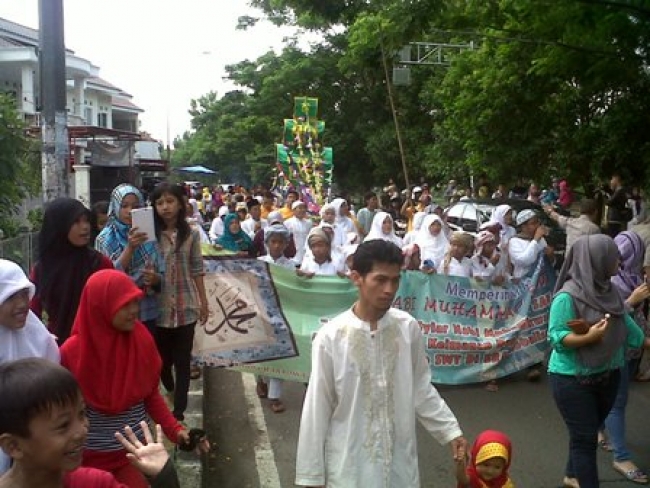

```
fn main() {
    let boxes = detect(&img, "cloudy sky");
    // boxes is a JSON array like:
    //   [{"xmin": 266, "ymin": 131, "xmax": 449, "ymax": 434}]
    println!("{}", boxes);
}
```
[{"xmin": 0, "ymin": 0, "xmax": 295, "ymax": 143}]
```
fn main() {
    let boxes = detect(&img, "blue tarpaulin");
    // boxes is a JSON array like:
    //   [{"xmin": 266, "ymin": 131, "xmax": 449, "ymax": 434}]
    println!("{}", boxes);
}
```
[{"xmin": 173, "ymin": 165, "xmax": 217, "ymax": 174}]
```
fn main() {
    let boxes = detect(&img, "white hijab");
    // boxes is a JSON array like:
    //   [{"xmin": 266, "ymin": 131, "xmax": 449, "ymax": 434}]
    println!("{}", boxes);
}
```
[
  {"xmin": 0, "ymin": 259, "xmax": 59, "ymax": 364},
  {"xmin": 490, "ymin": 204, "xmax": 516, "ymax": 244},
  {"xmin": 0, "ymin": 259, "xmax": 59, "ymax": 474},
  {"xmin": 331, "ymin": 198, "xmax": 356, "ymax": 232},
  {"xmin": 365, "ymin": 211, "xmax": 403, "ymax": 247},
  {"xmin": 415, "ymin": 215, "xmax": 449, "ymax": 266}
]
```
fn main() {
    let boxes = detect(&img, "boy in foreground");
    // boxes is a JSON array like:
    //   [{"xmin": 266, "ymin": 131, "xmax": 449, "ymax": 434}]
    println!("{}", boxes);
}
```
[
  {"xmin": 295, "ymin": 239, "xmax": 467, "ymax": 487},
  {"xmin": 0, "ymin": 358, "xmax": 179, "ymax": 488}
]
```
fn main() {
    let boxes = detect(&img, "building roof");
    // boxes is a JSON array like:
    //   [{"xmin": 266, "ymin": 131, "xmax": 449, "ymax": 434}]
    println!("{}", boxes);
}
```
[
  {"xmin": 112, "ymin": 96, "xmax": 143, "ymax": 112},
  {"xmin": 0, "ymin": 16, "xmax": 74, "ymax": 52}
]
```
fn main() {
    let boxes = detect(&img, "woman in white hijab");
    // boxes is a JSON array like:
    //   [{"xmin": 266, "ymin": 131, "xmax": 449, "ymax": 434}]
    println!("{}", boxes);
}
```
[
  {"xmin": 364, "ymin": 211, "xmax": 404, "ymax": 247},
  {"xmin": 331, "ymin": 198, "xmax": 358, "ymax": 243},
  {"xmin": 0, "ymin": 258, "xmax": 59, "ymax": 473},
  {"xmin": 489, "ymin": 204, "xmax": 516, "ymax": 248},
  {"xmin": 415, "ymin": 215, "xmax": 449, "ymax": 271}
]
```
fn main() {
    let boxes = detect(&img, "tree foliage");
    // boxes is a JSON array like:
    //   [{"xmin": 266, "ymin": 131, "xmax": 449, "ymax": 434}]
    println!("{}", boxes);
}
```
[
  {"xmin": 0, "ymin": 94, "xmax": 42, "ymax": 236},
  {"xmin": 175, "ymin": 0, "xmax": 650, "ymax": 192}
]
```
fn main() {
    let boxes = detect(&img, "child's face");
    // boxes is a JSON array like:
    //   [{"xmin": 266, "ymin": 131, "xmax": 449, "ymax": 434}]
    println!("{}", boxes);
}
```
[
  {"xmin": 95, "ymin": 212, "xmax": 108, "ymax": 231},
  {"xmin": 119, "ymin": 194, "xmax": 140, "ymax": 225},
  {"xmin": 476, "ymin": 457, "xmax": 506, "ymax": 481},
  {"xmin": 67, "ymin": 214, "xmax": 91, "ymax": 248},
  {"xmin": 0, "ymin": 288, "xmax": 31, "ymax": 329},
  {"xmin": 229, "ymin": 219, "xmax": 241, "ymax": 234},
  {"xmin": 294, "ymin": 204, "xmax": 307, "ymax": 219},
  {"xmin": 450, "ymin": 242, "xmax": 467, "ymax": 260},
  {"xmin": 429, "ymin": 221, "xmax": 442, "ymax": 236},
  {"xmin": 155, "ymin": 192, "xmax": 182, "ymax": 224},
  {"xmin": 381, "ymin": 217, "xmax": 392, "ymax": 234},
  {"xmin": 267, "ymin": 235, "xmax": 287, "ymax": 259},
  {"xmin": 111, "ymin": 299, "xmax": 140, "ymax": 332},
  {"xmin": 18, "ymin": 394, "xmax": 88, "ymax": 473},
  {"xmin": 323, "ymin": 209, "xmax": 335, "ymax": 224},
  {"xmin": 310, "ymin": 240, "xmax": 330, "ymax": 262},
  {"xmin": 481, "ymin": 241, "xmax": 496, "ymax": 257}
]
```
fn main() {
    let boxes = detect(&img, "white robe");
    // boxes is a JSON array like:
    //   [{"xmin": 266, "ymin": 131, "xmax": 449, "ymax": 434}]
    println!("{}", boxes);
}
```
[
  {"xmin": 296, "ymin": 308, "xmax": 462, "ymax": 487},
  {"xmin": 508, "ymin": 236, "xmax": 547, "ymax": 279},
  {"xmin": 285, "ymin": 216, "xmax": 313, "ymax": 265},
  {"xmin": 437, "ymin": 256, "xmax": 472, "ymax": 277}
]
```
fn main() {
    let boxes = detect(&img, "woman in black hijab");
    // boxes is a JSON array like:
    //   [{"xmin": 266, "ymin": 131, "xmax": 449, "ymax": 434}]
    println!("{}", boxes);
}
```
[
  {"xmin": 29, "ymin": 198, "xmax": 113, "ymax": 345},
  {"xmin": 547, "ymin": 234, "xmax": 647, "ymax": 488}
]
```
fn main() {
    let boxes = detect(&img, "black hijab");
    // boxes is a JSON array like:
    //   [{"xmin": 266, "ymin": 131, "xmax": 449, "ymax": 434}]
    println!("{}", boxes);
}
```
[
  {"xmin": 553, "ymin": 234, "xmax": 627, "ymax": 369},
  {"xmin": 34, "ymin": 198, "xmax": 102, "ymax": 344}
]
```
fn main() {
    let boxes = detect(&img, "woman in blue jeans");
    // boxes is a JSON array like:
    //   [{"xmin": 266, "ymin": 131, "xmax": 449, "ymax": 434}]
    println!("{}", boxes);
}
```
[
  {"xmin": 548, "ymin": 235, "xmax": 646, "ymax": 488},
  {"xmin": 600, "ymin": 231, "xmax": 650, "ymax": 483}
]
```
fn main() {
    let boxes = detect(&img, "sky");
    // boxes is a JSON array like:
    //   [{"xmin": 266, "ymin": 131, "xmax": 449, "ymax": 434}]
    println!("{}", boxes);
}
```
[{"xmin": 0, "ymin": 0, "xmax": 295, "ymax": 143}]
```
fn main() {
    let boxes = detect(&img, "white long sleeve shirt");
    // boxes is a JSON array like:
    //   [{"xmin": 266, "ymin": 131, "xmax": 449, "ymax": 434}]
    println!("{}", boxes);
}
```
[
  {"xmin": 296, "ymin": 308, "xmax": 462, "ymax": 488},
  {"xmin": 508, "ymin": 236, "xmax": 547, "ymax": 279}
]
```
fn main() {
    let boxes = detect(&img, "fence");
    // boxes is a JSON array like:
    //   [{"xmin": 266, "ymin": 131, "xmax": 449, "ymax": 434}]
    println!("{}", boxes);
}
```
[{"xmin": 0, "ymin": 232, "xmax": 39, "ymax": 273}]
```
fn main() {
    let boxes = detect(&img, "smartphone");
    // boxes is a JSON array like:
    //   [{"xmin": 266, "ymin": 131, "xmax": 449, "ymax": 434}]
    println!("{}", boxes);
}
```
[{"xmin": 131, "ymin": 207, "xmax": 156, "ymax": 242}]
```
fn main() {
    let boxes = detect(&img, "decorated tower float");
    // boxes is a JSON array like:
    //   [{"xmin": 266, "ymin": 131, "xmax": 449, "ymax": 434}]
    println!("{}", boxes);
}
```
[{"xmin": 275, "ymin": 96, "xmax": 333, "ymax": 214}]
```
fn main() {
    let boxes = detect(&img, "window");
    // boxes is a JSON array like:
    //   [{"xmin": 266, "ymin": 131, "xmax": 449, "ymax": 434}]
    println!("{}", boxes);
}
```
[
  {"xmin": 97, "ymin": 112, "xmax": 107, "ymax": 127},
  {"xmin": 84, "ymin": 107, "xmax": 92, "ymax": 125}
]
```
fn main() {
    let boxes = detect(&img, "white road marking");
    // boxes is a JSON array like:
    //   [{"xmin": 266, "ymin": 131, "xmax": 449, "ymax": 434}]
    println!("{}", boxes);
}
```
[{"xmin": 241, "ymin": 373, "xmax": 282, "ymax": 488}]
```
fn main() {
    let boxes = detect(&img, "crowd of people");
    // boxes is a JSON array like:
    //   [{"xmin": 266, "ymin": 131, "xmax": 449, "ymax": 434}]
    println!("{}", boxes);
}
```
[{"xmin": 0, "ymin": 173, "xmax": 649, "ymax": 488}]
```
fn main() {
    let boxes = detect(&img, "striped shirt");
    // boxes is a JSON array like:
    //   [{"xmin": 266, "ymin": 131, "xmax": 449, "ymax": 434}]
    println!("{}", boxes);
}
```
[
  {"xmin": 86, "ymin": 402, "xmax": 147, "ymax": 451},
  {"xmin": 158, "ymin": 227, "xmax": 205, "ymax": 328}
]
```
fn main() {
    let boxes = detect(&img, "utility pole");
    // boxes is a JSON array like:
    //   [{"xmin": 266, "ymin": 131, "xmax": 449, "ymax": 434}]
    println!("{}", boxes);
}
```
[{"xmin": 39, "ymin": 0, "xmax": 69, "ymax": 201}]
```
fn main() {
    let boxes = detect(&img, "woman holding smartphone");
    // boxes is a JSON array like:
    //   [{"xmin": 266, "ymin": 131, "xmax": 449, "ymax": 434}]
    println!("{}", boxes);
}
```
[{"xmin": 95, "ymin": 183, "xmax": 163, "ymax": 335}]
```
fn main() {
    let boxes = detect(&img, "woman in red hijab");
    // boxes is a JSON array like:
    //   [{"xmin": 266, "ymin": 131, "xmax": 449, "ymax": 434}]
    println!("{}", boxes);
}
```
[
  {"xmin": 61, "ymin": 269, "xmax": 191, "ymax": 488},
  {"xmin": 456, "ymin": 430, "xmax": 514, "ymax": 488}
]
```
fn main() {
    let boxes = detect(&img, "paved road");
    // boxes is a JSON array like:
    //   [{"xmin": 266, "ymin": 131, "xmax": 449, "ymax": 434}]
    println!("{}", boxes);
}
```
[{"xmin": 201, "ymin": 368, "xmax": 650, "ymax": 487}]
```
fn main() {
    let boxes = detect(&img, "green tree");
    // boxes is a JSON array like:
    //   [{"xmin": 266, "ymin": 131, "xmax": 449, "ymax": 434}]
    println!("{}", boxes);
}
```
[{"xmin": 0, "ymin": 94, "xmax": 42, "ymax": 236}]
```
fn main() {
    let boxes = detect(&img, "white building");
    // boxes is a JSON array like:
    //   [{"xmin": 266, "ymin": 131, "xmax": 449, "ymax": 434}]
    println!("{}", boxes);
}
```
[{"xmin": 0, "ymin": 16, "xmax": 166, "ymax": 205}]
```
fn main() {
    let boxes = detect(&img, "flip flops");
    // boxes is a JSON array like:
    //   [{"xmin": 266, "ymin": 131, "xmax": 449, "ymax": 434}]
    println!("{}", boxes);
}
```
[{"xmin": 613, "ymin": 462, "xmax": 649, "ymax": 484}]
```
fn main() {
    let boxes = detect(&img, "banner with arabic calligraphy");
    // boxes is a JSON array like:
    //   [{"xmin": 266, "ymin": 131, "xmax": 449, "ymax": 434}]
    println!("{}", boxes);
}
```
[
  {"xmin": 193, "ymin": 258, "xmax": 298, "ymax": 367},
  {"xmin": 228, "ymin": 256, "xmax": 554, "ymax": 385}
]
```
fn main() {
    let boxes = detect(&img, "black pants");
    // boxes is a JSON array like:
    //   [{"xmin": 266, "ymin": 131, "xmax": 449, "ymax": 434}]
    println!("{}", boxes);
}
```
[
  {"xmin": 155, "ymin": 323, "xmax": 196, "ymax": 420},
  {"xmin": 550, "ymin": 370, "xmax": 620, "ymax": 488}
]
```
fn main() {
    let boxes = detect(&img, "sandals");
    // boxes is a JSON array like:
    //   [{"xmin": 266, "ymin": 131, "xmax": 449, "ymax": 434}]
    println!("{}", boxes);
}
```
[
  {"xmin": 190, "ymin": 366, "xmax": 202, "ymax": 380},
  {"xmin": 598, "ymin": 431, "xmax": 613, "ymax": 452},
  {"xmin": 270, "ymin": 399, "xmax": 285, "ymax": 413},
  {"xmin": 613, "ymin": 462, "xmax": 649, "ymax": 484},
  {"xmin": 485, "ymin": 380, "xmax": 499, "ymax": 392},
  {"xmin": 598, "ymin": 439, "xmax": 613, "ymax": 452},
  {"xmin": 526, "ymin": 368, "xmax": 542, "ymax": 382}
]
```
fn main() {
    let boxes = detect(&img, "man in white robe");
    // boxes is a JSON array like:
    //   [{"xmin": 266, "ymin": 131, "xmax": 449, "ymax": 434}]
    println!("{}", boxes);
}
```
[{"xmin": 295, "ymin": 240, "xmax": 466, "ymax": 488}]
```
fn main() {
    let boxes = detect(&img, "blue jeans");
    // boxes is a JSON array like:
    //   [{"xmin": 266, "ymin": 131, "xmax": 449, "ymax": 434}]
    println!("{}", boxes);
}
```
[
  {"xmin": 550, "ymin": 370, "xmax": 620, "ymax": 488},
  {"xmin": 603, "ymin": 362, "xmax": 634, "ymax": 462}
]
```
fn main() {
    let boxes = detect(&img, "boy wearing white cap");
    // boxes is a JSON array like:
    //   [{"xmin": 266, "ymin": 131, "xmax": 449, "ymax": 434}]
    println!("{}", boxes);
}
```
[{"xmin": 507, "ymin": 209, "xmax": 552, "ymax": 280}]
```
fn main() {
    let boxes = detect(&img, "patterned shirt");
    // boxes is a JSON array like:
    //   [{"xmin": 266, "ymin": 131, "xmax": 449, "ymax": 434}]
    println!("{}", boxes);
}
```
[{"xmin": 158, "ymin": 227, "xmax": 204, "ymax": 328}]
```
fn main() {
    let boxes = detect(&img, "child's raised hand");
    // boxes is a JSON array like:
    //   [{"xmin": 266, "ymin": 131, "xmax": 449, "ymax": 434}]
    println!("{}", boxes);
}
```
[{"xmin": 115, "ymin": 422, "xmax": 168, "ymax": 478}]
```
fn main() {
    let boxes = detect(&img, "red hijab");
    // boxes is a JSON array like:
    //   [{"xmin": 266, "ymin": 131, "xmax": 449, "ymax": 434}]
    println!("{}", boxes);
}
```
[
  {"xmin": 61, "ymin": 269, "xmax": 162, "ymax": 414},
  {"xmin": 464, "ymin": 430, "xmax": 513, "ymax": 488}
]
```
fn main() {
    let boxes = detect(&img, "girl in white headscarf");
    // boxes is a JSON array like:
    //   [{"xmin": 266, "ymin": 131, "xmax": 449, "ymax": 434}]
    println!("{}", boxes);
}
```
[
  {"xmin": 364, "ymin": 211, "xmax": 403, "ymax": 247},
  {"xmin": 403, "ymin": 211, "xmax": 426, "ymax": 246},
  {"xmin": 415, "ymin": 215, "xmax": 449, "ymax": 272},
  {"xmin": 320, "ymin": 203, "xmax": 346, "ymax": 251},
  {"xmin": 489, "ymin": 204, "xmax": 516, "ymax": 248},
  {"xmin": 331, "ymin": 198, "xmax": 358, "ymax": 244},
  {"xmin": 0, "ymin": 259, "xmax": 59, "ymax": 473}
]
